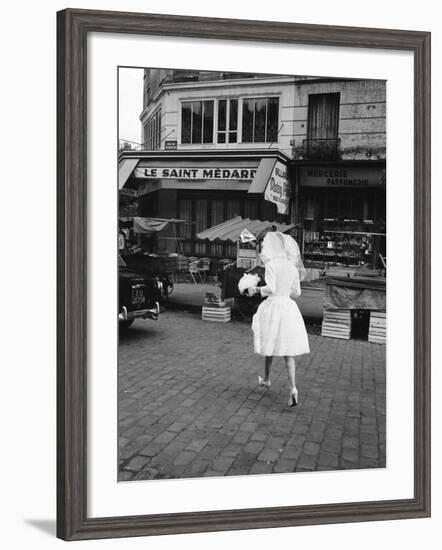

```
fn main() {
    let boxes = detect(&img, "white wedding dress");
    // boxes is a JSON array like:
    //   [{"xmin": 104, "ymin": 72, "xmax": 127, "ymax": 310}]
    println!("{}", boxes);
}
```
[{"xmin": 252, "ymin": 258, "xmax": 310, "ymax": 357}]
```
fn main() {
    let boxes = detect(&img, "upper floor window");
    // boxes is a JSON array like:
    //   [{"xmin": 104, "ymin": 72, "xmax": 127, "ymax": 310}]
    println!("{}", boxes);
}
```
[
  {"xmin": 242, "ymin": 97, "xmax": 279, "ymax": 143},
  {"xmin": 307, "ymin": 93, "xmax": 340, "ymax": 141},
  {"xmin": 217, "ymin": 99, "xmax": 238, "ymax": 143},
  {"xmin": 306, "ymin": 93, "xmax": 340, "ymax": 160},
  {"xmin": 143, "ymin": 109, "xmax": 161, "ymax": 150},
  {"xmin": 181, "ymin": 101, "xmax": 214, "ymax": 144}
]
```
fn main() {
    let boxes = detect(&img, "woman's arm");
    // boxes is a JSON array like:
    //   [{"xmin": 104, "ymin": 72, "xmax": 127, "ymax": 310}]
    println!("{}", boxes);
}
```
[
  {"xmin": 259, "ymin": 263, "xmax": 276, "ymax": 297},
  {"xmin": 289, "ymin": 268, "xmax": 301, "ymax": 298}
]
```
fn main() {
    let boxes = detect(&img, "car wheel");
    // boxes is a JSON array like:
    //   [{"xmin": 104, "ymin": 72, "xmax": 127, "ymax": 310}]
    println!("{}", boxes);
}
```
[{"xmin": 119, "ymin": 320, "xmax": 134, "ymax": 330}]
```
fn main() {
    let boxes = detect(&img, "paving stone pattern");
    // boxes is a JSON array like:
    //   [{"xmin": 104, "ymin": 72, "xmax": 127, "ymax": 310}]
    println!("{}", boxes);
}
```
[{"xmin": 119, "ymin": 310, "xmax": 386, "ymax": 481}]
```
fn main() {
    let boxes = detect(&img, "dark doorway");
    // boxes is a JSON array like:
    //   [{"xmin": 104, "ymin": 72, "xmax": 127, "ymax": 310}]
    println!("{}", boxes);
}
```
[{"xmin": 351, "ymin": 310, "xmax": 370, "ymax": 340}]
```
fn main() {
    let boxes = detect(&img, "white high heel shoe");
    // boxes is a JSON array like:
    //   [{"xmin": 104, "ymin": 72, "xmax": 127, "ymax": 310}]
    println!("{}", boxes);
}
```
[
  {"xmin": 288, "ymin": 387, "xmax": 298, "ymax": 407},
  {"xmin": 258, "ymin": 376, "xmax": 271, "ymax": 388}
]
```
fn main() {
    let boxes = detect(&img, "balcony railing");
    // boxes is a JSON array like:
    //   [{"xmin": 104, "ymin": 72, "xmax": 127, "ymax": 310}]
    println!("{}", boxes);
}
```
[{"xmin": 302, "ymin": 138, "xmax": 341, "ymax": 161}]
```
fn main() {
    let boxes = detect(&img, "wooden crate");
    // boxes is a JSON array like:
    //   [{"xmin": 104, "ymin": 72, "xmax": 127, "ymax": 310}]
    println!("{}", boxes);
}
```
[
  {"xmin": 203, "ymin": 291, "xmax": 226, "ymax": 308},
  {"xmin": 368, "ymin": 311, "xmax": 386, "ymax": 344},
  {"xmin": 321, "ymin": 309, "xmax": 351, "ymax": 340},
  {"xmin": 202, "ymin": 306, "xmax": 231, "ymax": 322}
]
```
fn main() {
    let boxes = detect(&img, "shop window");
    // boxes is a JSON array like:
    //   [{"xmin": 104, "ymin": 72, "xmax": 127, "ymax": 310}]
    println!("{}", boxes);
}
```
[
  {"xmin": 210, "ymin": 241, "xmax": 224, "ymax": 257},
  {"xmin": 143, "ymin": 109, "xmax": 162, "ymax": 150},
  {"xmin": 217, "ymin": 99, "xmax": 238, "ymax": 143},
  {"xmin": 244, "ymin": 200, "xmax": 258, "ymax": 220},
  {"xmin": 325, "ymin": 192, "xmax": 338, "ymax": 220},
  {"xmin": 181, "ymin": 101, "xmax": 214, "ymax": 144},
  {"xmin": 242, "ymin": 97, "xmax": 279, "ymax": 143},
  {"xmin": 351, "ymin": 193, "xmax": 364, "ymax": 221},
  {"xmin": 262, "ymin": 199, "xmax": 278, "ymax": 221},
  {"xmin": 209, "ymin": 199, "xmax": 224, "ymax": 225},
  {"xmin": 194, "ymin": 199, "xmax": 208, "ymax": 255},
  {"xmin": 226, "ymin": 199, "xmax": 241, "ymax": 220},
  {"xmin": 337, "ymin": 193, "xmax": 352, "ymax": 220},
  {"xmin": 207, "ymin": 199, "xmax": 223, "ymax": 257},
  {"xmin": 177, "ymin": 198, "xmax": 192, "ymax": 255},
  {"xmin": 194, "ymin": 199, "xmax": 208, "ymax": 232},
  {"xmin": 225, "ymin": 243, "xmax": 237, "ymax": 258},
  {"xmin": 303, "ymin": 195, "xmax": 316, "ymax": 220},
  {"xmin": 302, "ymin": 187, "xmax": 383, "ymax": 228}
]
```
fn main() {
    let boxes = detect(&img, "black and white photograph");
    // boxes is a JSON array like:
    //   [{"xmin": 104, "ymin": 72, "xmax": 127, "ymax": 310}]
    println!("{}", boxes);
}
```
[
  {"xmin": 1, "ymin": 0, "xmax": 436, "ymax": 544},
  {"xmin": 117, "ymin": 67, "xmax": 387, "ymax": 482}
]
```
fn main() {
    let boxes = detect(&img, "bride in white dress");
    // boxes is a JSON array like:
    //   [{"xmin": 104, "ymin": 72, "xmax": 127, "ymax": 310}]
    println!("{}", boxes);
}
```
[{"xmin": 250, "ymin": 231, "xmax": 310, "ymax": 407}]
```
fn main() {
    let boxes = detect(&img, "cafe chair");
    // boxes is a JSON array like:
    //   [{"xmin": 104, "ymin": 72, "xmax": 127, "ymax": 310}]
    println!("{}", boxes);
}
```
[
  {"xmin": 188, "ymin": 260, "xmax": 203, "ymax": 285},
  {"xmin": 198, "ymin": 257, "xmax": 211, "ymax": 282}
]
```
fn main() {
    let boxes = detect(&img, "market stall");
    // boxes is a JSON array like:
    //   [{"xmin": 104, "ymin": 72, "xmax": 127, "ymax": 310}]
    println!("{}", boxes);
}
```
[
  {"xmin": 119, "ymin": 217, "xmax": 192, "ymax": 282},
  {"xmin": 196, "ymin": 216, "xmax": 296, "ymax": 318},
  {"xmin": 322, "ymin": 275, "xmax": 386, "ymax": 342}
]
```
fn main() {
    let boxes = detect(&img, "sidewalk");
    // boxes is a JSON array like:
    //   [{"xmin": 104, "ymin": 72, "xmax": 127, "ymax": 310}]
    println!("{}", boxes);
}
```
[{"xmin": 118, "ymin": 309, "xmax": 386, "ymax": 481}]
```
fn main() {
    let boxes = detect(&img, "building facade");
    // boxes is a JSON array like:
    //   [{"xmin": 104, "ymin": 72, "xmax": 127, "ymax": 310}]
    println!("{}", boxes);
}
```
[
  {"xmin": 290, "ymin": 78, "xmax": 386, "ymax": 268},
  {"xmin": 119, "ymin": 70, "xmax": 386, "ymax": 268}
]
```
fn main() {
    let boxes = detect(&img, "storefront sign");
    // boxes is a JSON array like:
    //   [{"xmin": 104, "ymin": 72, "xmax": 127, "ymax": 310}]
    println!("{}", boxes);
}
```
[
  {"xmin": 264, "ymin": 161, "xmax": 290, "ymax": 214},
  {"xmin": 134, "ymin": 167, "xmax": 257, "ymax": 180},
  {"xmin": 299, "ymin": 165, "xmax": 386, "ymax": 187},
  {"xmin": 164, "ymin": 140, "xmax": 177, "ymax": 150}
]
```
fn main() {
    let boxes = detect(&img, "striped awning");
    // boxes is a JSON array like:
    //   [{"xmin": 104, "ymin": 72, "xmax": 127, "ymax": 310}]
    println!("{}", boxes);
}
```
[
  {"xmin": 196, "ymin": 216, "xmax": 295, "ymax": 242},
  {"xmin": 118, "ymin": 158, "xmax": 139, "ymax": 190}
]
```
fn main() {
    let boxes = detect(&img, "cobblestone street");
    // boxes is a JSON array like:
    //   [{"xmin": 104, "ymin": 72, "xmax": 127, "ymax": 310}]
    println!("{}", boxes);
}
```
[{"xmin": 118, "ymin": 310, "xmax": 386, "ymax": 481}]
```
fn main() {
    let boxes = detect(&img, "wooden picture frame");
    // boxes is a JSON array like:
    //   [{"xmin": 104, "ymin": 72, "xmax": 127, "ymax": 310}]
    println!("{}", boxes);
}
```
[{"xmin": 57, "ymin": 8, "xmax": 431, "ymax": 541}]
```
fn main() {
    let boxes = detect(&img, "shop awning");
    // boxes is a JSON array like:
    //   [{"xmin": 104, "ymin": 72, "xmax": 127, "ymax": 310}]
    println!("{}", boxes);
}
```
[
  {"xmin": 248, "ymin": 158, "xmax": 277, "ymax": 194},
  {"xmin": 129, "ymin": 154, "xmax": 289, "ymax": 196},
  {"xmin": 131, "ymin": 217, "xmax": 190, "ymax": 234},
  {"xmin": 196, "ymin": 216, "xmax": 295, "ymax": 242},
  {"xmin": 118, "ymin": 158, "xmax": 139, "ymax": 190}
]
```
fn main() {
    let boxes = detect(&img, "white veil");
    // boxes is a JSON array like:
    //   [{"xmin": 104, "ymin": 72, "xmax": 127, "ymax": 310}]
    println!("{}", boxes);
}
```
[
  {"xmin": 260, "ymin": 232, "xmax": 287, "ymax": 264},
  {"xmin": 260, "ymin": 231, "xmax": 307, "ymax": 281},
  {"xmin": 281, "ymin": 233, "xmax": 307, "ymax": 281}
]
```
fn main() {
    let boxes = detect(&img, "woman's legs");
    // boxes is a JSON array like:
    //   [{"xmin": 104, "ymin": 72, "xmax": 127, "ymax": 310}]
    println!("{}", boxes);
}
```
[
  {"xmin": 259, "ymin": 357, "xmax": 297, "ymax": 404},
  {"xmin": 283, "ymin": 356, "xmax": 296, "ymax": 389},
  {"xmin": 284, "ymin": 356, "xmax": 298, "ymax": 406},
  {"xmin": 264, "ymin": 356, "xmax": 273, "ymax": 382},
  {"xmin": 258, "ymin": 356, "xmax": 273, "ymax": 387}
]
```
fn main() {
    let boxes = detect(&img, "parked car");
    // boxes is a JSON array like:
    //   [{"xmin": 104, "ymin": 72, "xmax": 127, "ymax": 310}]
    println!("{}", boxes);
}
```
[
  {"xmin": 120, "ymin": 254, "xmax": 173, "ymax": 305},
  {"xmin": 120, "ymin": 253, "xmax": 174, "ymax": 300},
  {"xmin": 118, "ymin": 255, "xmax": 162, "ymax": 330}
]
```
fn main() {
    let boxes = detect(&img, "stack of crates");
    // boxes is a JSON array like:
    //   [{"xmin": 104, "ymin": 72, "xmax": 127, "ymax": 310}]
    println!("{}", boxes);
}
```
[
  {"xmin": 321, "ymin": 309, "xmax": 351, "ymax": 339},
  {"xmin": 368, "ymin": 311, "xmax": 387, "ymax": 344},
  {"xmin": 202, "ymin": 291, "xmax": 231, "ymax": 322}
]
